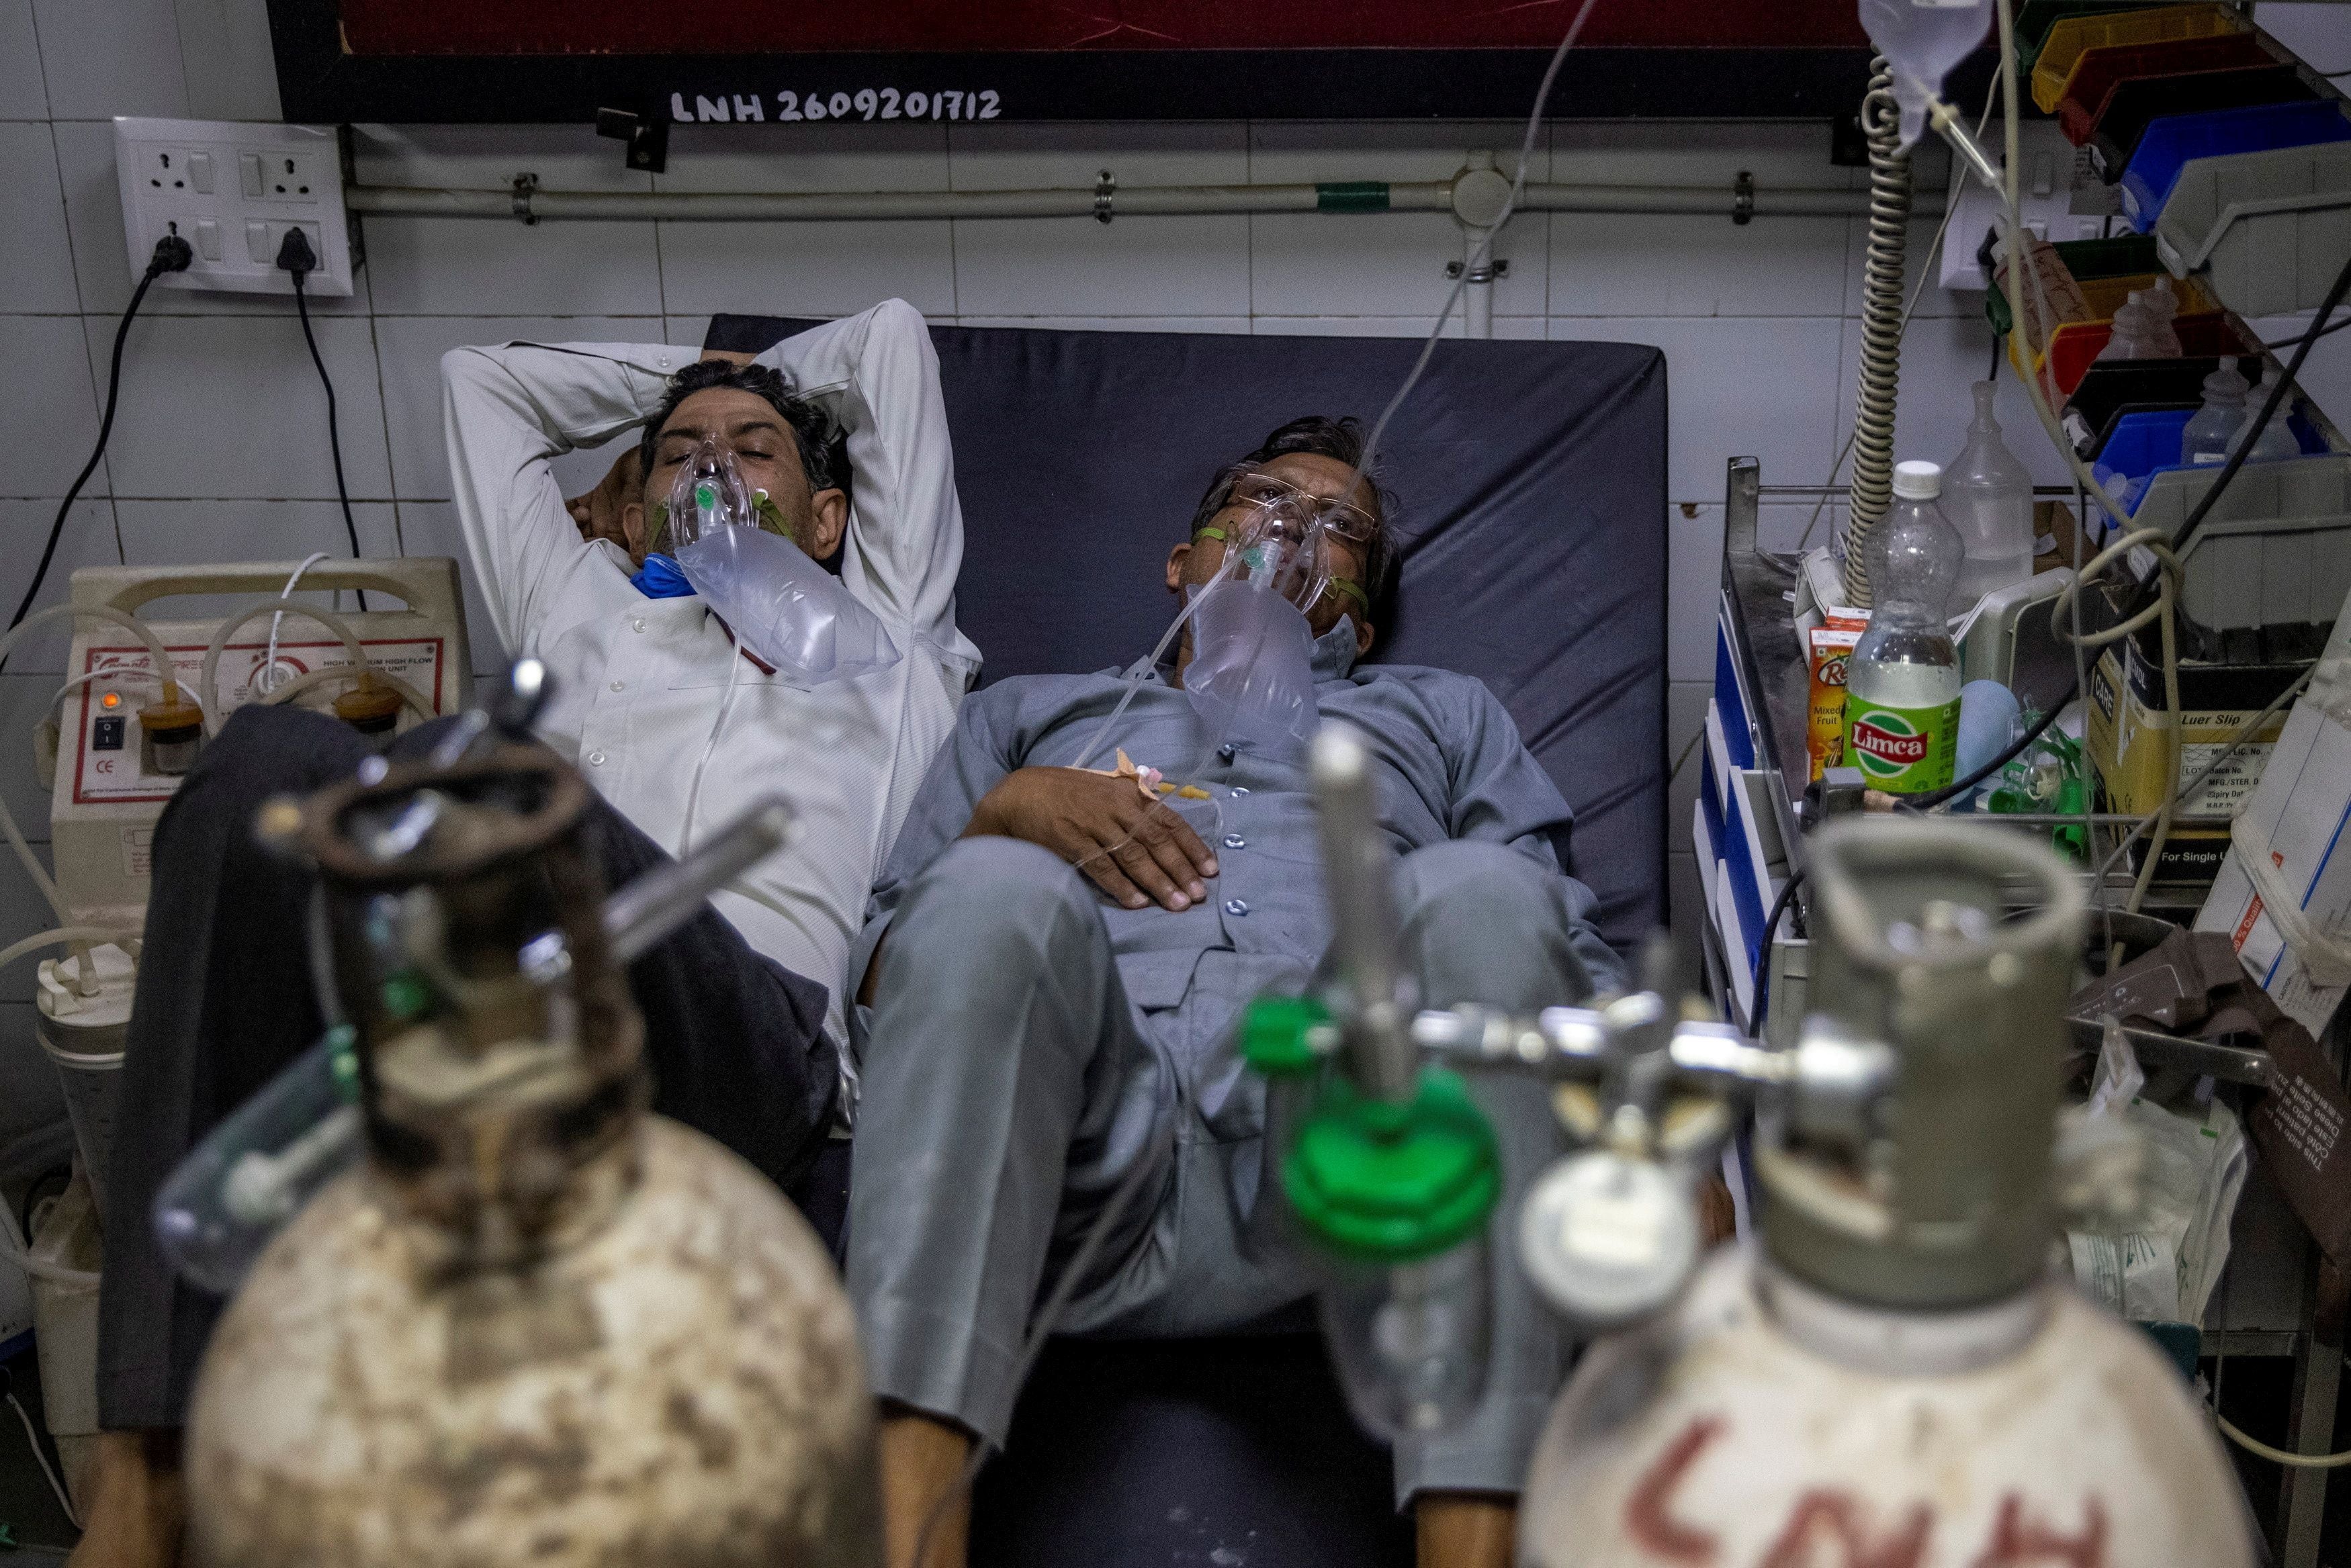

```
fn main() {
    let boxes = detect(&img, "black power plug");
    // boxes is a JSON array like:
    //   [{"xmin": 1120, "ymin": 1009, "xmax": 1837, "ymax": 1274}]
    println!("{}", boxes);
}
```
[
  {"xmin": 148, "ymin": 232, "xmax": 193, "ymax": 276},
  {"xmin": 273, "ymin": 224, "xmax": 318, "ymax": 279}
]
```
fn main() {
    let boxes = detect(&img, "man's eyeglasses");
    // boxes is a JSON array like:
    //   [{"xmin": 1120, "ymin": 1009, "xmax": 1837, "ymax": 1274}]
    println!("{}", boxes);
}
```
[{"xmin": 1221, "ymin": 467, "xmax": 1379, "ymax": 546}]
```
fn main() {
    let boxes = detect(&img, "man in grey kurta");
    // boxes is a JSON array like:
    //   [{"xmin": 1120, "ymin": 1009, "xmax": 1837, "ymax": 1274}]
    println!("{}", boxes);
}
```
[{"xmin": 848, "ymin": 418, "xmax": 1624, "ymax": 1565}]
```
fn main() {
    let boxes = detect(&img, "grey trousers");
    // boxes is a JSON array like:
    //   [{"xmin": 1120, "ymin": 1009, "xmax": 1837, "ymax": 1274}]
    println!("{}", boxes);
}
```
[{"xmin": 847, "ymin": 835, "xmax": 1613, "ymax": 1505}]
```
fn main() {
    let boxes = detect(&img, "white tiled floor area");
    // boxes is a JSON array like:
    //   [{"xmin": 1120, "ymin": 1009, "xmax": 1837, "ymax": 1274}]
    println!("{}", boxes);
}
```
[{"xmin": 6, "ymin": 0, "xmax": 2351, "ymax": 1112}]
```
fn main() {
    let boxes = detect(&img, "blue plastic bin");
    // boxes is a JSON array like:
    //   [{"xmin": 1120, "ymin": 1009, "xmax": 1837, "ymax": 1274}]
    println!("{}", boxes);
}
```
[
  {"xmin": 2121, "ymin": 99, "xmax": 2351, "ymax": 230},
  {"xmin": 2091, "ymin": 404, "xmax": 2324, "ymax": 514}
]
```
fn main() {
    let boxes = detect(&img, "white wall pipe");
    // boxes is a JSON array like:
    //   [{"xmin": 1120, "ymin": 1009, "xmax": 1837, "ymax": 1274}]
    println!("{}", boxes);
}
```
[{"xmin": 346, "ymin": 177, "xmax": 1930, "ymax": 224}]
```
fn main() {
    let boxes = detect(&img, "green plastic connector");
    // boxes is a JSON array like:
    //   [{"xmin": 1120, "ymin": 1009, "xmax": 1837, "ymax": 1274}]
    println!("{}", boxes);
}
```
[
  {"xmin": 1281, "ymin": 1069, "xmax": 1500, "ymax": 1264},
  {"xmin": 1240, "ymin": 994, "xmax": 1331, "ymax": 1078},
  {"xmin": 1317, "ymin": 181, "xmax": 1391, "ymax": 213}
]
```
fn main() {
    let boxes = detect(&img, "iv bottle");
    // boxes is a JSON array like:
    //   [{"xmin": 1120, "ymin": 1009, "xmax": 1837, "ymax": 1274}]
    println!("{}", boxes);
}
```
[
  {"xmin": 2143, "ymin": 276, "xmax": 2184, "ymax": 357},
  {"xmin": 1944, "ymin": 381, "xmax": 2036, "ymax": 604},
  {"xmin": 1859, "ymin": 0, "xmax": 1996, "ymax": 150},
  {"xmin": 2095, "ymin": 292, "xmax": 2176, "ymax": 363},
  {"xmin": 2240, "ymin": 406, "xmax": 2303, "ymax": 463},
  {"xmin": 2181, "ymin": 359, "xmax": 2301, "ymax": 466},
  {"xmin": 2235, "ymin": 373, "xmax": 2302, "ymax": 465},
  {"xmin": 1845, "ymin": 461, "xmax": 1963, "ymax": 795},
  {"xmin": 2181, "ymin": 359, "xmax": 2251, "ymax": 466}
]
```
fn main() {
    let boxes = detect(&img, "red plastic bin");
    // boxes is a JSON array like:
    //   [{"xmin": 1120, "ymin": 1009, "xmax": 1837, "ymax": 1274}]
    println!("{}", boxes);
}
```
[
  {"xmin": 2041, "ymin": 312, "xmax": 2254, "ymax": 400},
  {"xmin": 2053, "ymin": 32, "xmax": 2278, "ymax": 144}
]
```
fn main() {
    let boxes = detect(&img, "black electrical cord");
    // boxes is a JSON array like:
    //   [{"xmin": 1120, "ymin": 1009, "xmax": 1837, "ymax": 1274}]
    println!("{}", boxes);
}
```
[
  {"xmin": 277, "ymin": 228, "xmax": 368, "ymax": 610},
  {"xmin": 7, "ymin": 235, "xmax": 191, "ymax": 641},
  {"xmin": 1902, "ymin": 688, "xmax": 2072, "ymax": 812},
  {"xmin": 2264, "ymin": 313, "xmax": 2351, "ymax": 352}
]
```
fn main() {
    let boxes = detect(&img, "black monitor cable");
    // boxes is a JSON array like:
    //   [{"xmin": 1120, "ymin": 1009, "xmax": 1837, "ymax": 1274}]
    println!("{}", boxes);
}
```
[
  {"xmin": 6, "ymin": 233, "xmax": 192, "ymax": 647},
  {"xmin": 275, "ymin": 228, "xmax": 367, "ymax": 610}
]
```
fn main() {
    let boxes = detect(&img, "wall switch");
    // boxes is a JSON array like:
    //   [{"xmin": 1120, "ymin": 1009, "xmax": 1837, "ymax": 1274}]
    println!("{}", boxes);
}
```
[
  {"xmin": 114, "ymin": 118, "xmax": 354, "ymax": 296},
  {"xmin": 1935, "ymin": 120, "xmax": 2111, "ymax": 292}
]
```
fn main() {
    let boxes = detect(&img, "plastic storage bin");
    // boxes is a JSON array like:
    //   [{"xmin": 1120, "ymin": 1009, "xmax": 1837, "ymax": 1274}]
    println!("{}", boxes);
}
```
[
  {"xmin": 1995, "ymin": 265, "xmax": 2209, "ymax": 350},
  {"xmin": 2089, "ymin": 63, "xmax": 2312, "ymax": 182},
  {"xmin": 2046, "ymin": 314, "xmax": 2248, "ymax": 400},
  {"xmin": 2089, "ymin": 406, "xmax": 2323, "ymax": 514},
  {"xmin": 2006, "ymin": 273, "xmax": 2230, "ymax": 395},
  {"xmin": 2120, "ymin": 100, "xmax": 2351, "ymax": 231},
  {"xmin": 2131, "ymin": 455, "xmax": 2351, "ymax": 632},
  {"xmin": 2156, "ymin": 139, "xmax": 2351, "ymax": 317},
  {"xmin": 2064, "ymin": 355, "xmax": 2266, "ymax": 458},
  {"xmin": 1986, "ymin": 235, "xmax": 2163, "ymax": 336},
  {"xmin": 2054, "ymin": 32, "xmax": 2278, "ymax": 146},
  {"xmin": 2033, "ymin": 4, "xmax": 2249, "ymax": 112},
  {"xmin": 2016, "ymin": 0, "xmax": 2166, "ymax": 71}
]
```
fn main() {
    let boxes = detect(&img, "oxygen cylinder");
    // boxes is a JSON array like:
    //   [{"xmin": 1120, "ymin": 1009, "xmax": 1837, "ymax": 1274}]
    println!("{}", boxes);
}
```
[
  {"xmin": 1518, "ymin": 820, "xmax": 2255, "ymax": 1567},
  {"xmin": 182, "ymin": 737, "xmax": 880, "ymax": 1567}
]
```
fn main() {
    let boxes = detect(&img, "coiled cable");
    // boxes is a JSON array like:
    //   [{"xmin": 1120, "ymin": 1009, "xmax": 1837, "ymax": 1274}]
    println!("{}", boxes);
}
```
[{"xmin": 1840, "ymin": 58, "xmax": 1914, "ymax": 609}]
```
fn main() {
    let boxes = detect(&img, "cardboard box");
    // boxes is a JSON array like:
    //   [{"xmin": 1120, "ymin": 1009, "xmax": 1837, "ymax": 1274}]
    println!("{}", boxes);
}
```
[
  {"xmin": 2036, "ymin": 500, "xmax": 2082, "ymax": 573},
  {"xmin": 2086, "ymin": 623, "xmax": 2308, "ymax": 888},
  {"xmin": 2197, "ymin": 682, "xmax": 2351, "ymax": 1033},
  {"xmin": 1806, "ymin": 620, "xmax": 1866, "ymax": 783}
]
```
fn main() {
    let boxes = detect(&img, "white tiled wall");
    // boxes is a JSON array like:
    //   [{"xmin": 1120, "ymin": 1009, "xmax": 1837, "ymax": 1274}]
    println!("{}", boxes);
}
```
[{"xmin": 6, "ymin": 0, "xmax": 2351, "ymax": 1127}]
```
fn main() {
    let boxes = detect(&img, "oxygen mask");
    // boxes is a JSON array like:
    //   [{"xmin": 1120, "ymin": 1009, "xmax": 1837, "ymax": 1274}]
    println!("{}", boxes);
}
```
[
  {"xmin": 1227, "ymin": 503, "xmax": 1333, "ymax": 613},
  {"xmin": 1184, "ymin": 508, "xmax": 1325, "ymax": 754},
  {"xmin": 1198, "ymin": 467, "xmax": 1376, "ymax": 623},
  {"xmin": 650, "ymin": 434, "xmax": 789, "ymax": 556}
]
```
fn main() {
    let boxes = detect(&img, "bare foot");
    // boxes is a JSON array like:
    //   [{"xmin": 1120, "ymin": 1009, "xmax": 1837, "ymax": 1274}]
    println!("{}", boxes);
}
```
[{"xmin": 66, "ymin": 1430, "xmax": 183, "ymax": 1568}]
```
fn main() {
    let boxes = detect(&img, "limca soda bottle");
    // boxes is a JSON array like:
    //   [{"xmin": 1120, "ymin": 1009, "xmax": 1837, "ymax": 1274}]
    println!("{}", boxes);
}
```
[{"xmin": 1845, "ymin": 460, "xmax": 1963, "ymax": 795}]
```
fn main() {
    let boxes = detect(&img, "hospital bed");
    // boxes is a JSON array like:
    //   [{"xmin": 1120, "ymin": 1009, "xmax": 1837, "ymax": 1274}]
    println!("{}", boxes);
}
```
[{"xmin": 709, "ymin": 313, "xmax": 1671, "ymax": 1567}]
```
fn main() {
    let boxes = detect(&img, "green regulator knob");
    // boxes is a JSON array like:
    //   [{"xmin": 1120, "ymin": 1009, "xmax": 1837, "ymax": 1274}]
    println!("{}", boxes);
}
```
[
  {"xmin": 1240, "ymin": 994, "xmax": 1333, "ymax": 1078},
  {"xmin": 1282, "ymin": 1070, "xmax": 1501, "ymax": 1264}
]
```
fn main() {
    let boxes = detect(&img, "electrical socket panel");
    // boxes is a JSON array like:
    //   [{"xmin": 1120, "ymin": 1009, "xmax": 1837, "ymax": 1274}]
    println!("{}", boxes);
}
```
[
  {"xmin": 112, "ymin": 118, "xmax": 355, "ymax": 297},
  {"xmin": 1936, "ymin": 119, "xmax": 2115, "ymax": 293}
]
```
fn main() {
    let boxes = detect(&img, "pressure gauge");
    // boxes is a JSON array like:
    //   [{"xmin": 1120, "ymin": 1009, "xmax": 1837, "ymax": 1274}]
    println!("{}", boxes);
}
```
[{"xmin": 1518, "ymin": 1150, "xmax": 1700, "ymax": 1332}]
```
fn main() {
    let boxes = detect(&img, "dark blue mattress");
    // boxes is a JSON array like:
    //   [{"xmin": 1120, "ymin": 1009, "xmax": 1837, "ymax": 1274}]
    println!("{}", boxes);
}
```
[{"xmin": 707, "ymin": 314, "xmax": 1669, "ymax": 949}]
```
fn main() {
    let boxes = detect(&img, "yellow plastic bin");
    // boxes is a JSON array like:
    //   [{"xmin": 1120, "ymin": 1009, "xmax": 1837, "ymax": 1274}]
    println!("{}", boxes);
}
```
[
  {"xmin": 2006, "ymin": 271, "xmax": 2222, "ymax": 381},
  {"xmin": 2032, "ymin": 3, "xmax": 2249, "ymax": 112}
]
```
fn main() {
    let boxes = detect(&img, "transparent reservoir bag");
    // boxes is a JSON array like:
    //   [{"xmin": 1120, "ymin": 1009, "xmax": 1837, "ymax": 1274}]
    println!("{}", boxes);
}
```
[{"xmin": 1859, "ymin": 0, "xmax": 1996, "ymax": 148}]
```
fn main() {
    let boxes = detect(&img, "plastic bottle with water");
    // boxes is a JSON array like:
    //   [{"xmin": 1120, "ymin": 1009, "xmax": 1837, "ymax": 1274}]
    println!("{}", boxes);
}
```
[
  {"xmin": 1845, "ymin": 461, "xmax": 1964, "ymax": 795},
  {"xmin": 2094, "ymin": 290, "xmax": 2182, "ymax": 364},
  {"xmin": 1945, "ymin": 381, "xmax": 2036, "ymax": 604},
  {"xmin": 2182, "ymin": 359, "xmax": 2302, "ymax": 467},
  {"xmin": 2180, "ymin": 359, "xmax": 2250, "ymax": 466}
]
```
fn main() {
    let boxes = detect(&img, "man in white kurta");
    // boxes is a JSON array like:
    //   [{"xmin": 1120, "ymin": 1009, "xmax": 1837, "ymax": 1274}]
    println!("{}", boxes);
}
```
[
  {"xmin": 78, "ymin": 303, "xmax": 971, "ymax": 1563},
  {"xmin": 441, "ymin": 299, "xmax": 979, "ymax": 1068}
]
